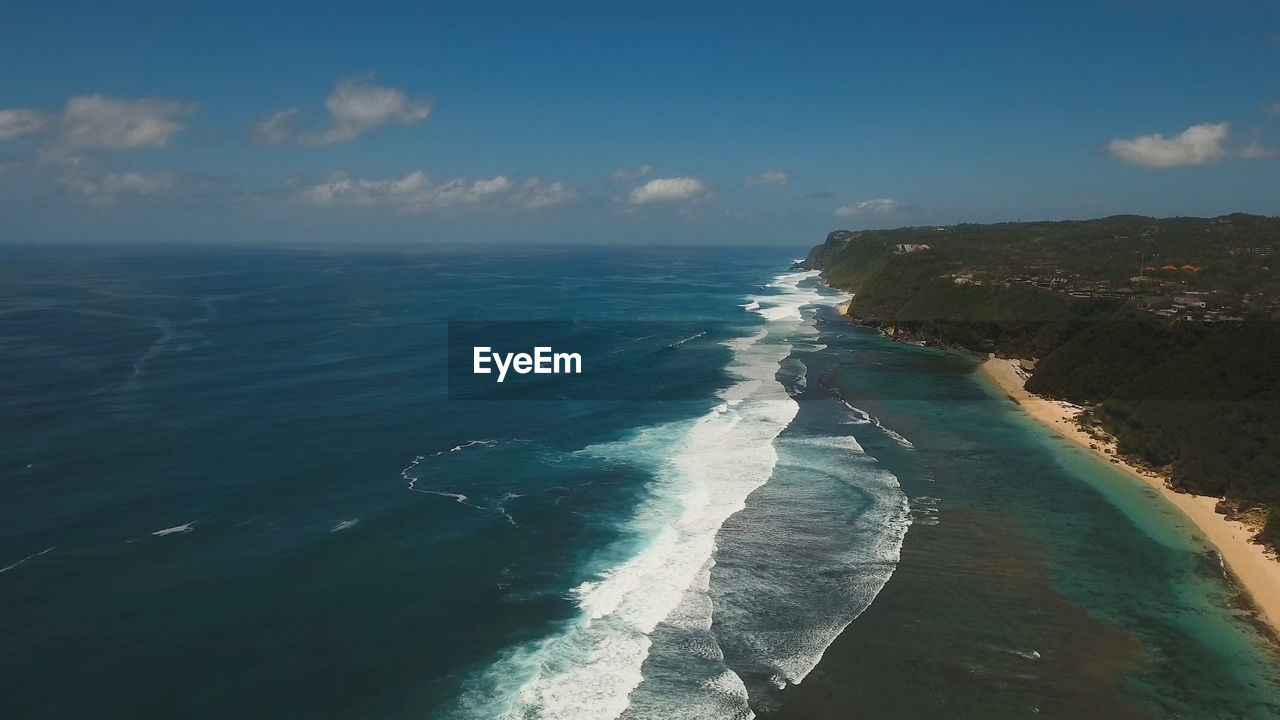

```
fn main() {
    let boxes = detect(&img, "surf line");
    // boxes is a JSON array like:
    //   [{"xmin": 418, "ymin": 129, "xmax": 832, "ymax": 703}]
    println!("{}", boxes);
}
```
[
  {"xmin": 401, "ymin": 445, "xmax": 517, "ymax": 526},
  {"xmin": 0, "ymin": 546, "xmax": 56, "ymax": 574}
]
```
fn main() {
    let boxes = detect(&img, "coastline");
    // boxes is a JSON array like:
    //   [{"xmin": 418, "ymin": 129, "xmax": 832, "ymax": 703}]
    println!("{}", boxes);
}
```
[{"xmin": 979, "ymin": 356, "xmax": 1280, "ymax": 636}]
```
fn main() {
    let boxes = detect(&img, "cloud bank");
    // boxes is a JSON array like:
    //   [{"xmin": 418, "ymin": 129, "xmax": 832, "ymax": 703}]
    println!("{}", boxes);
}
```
[
  {"xmin": 0, "ymin": 110, "xmax": 47, "ymax": 141},
  {"xmin": 297, "ymin": 78, "xmax": 431, "ymax": 146},
  {"xmin": 292, "ymin": 171, "xmax": 576, "ymax": 211},
  {"xmin": 251, "ymin": 108, "xmax": 300, "ymax": 146},
  {"xmin": 1240, "ymin": 141, "xmax": 1275, "ymax": 159},
  {"xmin": 0, "ymin": 96, "xmax": 195, "ymax": 149},
  {"xmin": 1107, "ymin": 122, "xmax": 1229, "ymax": 167},
  {"xmin": 745, "ymin": 170, "xmax": 789, "ymax": 186},
  {"xmin": 836, "ymin": 198, "xmax": 899, "ymax": 217},
  {"xmin": 609, "ymin": 164, "xmax": 652, "ymax": 183},
  {"xmin": 64, "ymin": 171, "xmax": 178, "ymax": 199},
  {"xmin": 61, "ymin": 95, "xmax": 195, "ymax": 149},
  {"xmin": 628, "ymin": 177, "xmax": 708, "ymax": 204},
  {"xmin": 60, "ymin": 170, "xmax": 227, "ymax": 206}
]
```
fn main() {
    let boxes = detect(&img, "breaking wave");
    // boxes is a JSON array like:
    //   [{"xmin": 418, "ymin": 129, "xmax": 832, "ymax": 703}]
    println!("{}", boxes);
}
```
[{"xmin": 454, "ymin": 271, "xmax": 908, "ymax": 719}]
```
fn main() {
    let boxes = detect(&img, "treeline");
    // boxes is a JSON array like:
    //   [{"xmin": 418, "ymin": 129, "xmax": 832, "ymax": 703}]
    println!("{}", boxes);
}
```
[
  {"xmin": 1029, "ymin": 320, "xmax": 1280, "ymax": 545},
  {"xmin": 806, "ymin": 214, "xmax": 1280, "ymax": 304},
  {"xmin": 803, "ymin": 216, "xmax": 1280, "ymax": 548}
]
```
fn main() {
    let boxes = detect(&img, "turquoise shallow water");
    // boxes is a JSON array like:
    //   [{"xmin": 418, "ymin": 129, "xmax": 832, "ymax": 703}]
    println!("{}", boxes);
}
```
[
  {"xmin": 1020, "ymin": 417, "xmax": 1280, "ymax": 717},
  {"xmin": 785, "ymin": 329, "xmax": 1280, "ymax": 718},
  {"xmin": 1, "ymin": 245, "xmax": 1278, "ymax": 718}
]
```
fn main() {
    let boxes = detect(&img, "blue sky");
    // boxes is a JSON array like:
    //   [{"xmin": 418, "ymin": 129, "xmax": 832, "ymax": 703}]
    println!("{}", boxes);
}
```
[{"xmin": 2, "ymin": 0, "xmax": 1279, "ymax": 244}]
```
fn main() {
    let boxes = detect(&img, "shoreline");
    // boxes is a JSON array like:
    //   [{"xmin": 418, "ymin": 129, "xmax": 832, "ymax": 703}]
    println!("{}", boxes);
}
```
[{"xmin": 979, "ymin": 356, "xmax": 1280, "ymax": 636}]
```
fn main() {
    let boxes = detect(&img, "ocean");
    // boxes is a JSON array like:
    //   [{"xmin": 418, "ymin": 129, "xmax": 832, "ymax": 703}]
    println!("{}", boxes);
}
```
[{"xmin": 1, "ymin": 245, "xmax": 1277, "ymax": 718}]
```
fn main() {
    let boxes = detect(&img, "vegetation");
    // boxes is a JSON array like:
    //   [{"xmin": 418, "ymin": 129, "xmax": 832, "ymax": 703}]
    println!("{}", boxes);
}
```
[{"xmin": 802, "ymin": 214, "xmax": 1280, "ymax": 548}]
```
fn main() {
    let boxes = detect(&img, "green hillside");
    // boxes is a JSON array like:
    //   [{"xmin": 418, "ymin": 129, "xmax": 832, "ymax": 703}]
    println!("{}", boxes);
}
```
[{"xmin": 803, "ymin": 214, "xmax": 1280, "ymax": 547}]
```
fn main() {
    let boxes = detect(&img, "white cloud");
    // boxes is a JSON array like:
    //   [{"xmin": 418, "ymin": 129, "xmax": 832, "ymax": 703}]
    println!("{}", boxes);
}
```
[
  {"xmin": 99, "ymin": 171, "xmax": 178, "ymax": 195},
  {"xmin": 61, "ymin": 95, "xmax": 195, "ymax": 148},
  {"xmin": 56, "ymin": 167, "xmax": 230, "ymax": 207},
  {"xmin": 431, "ymin": 175, "xmax": 513, "ymax": 207},
  {"xmin": 1240, "ymin": 141, "xmax": 1276, "ymax": 159},
  {"xmin": 298, "ymin": 77, "xmax": 431, "ymax": 146},
  {"xmin": 1267, "ymin": 102, "xmax": 1280, "ymax": 116},
  {"xmin": 0, "ymin": 96, "xmax": 194, "ymax": 152},
  {"xmin": 33, "ymin": 147, "xmax": 88, "ymax": 173},
  {"xmin": 745, "ymin": 170, "xmax": 789, "ymax": 186},
  {"xmin": 515, "ymin": 178, "xmax": 577, "ymax": 209},
  {"xmin": 293, "ymin": 170, "xmax": 576, "ymax": 212},
  {"xmin": 1107, "ymin": 122, "xmax": 1229, "ymax": 167},
  {"xmin": 836, "ymin": 198, "xmax": 899, "ymax": 217},
  {"xmin": 609, "ymin": 164, "xmax": 652, "ymax": 183},
  {"xmin": 252, "ymin": 108, "xmax": 299, "ymax": 146},
  {"xmin": 0, "ymin": 109, "xmax": 48, "ymax": 141},
  {"xmin": 62, "ymin": 171, "xmax": 181, "ymax": 204},
  {"xmin": 628, "ymin": 177, "xmax": 708, "ymax": 205}
]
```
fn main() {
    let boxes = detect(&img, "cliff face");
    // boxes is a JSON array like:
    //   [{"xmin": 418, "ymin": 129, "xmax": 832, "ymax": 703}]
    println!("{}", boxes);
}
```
[{"xmin": 798, "ymin": 230, "xmax": 864, "ymax": 271}]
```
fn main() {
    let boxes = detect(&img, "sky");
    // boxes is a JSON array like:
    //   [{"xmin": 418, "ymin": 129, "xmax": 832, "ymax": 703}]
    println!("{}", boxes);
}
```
[{"xmin": 1, "ymin": 0, "xmax": 1279, "ymax": 245}]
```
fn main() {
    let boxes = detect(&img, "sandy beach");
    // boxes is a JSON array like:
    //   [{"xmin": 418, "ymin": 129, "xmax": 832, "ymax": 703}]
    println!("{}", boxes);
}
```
[{"xmin": 981, "ymin": 357, "xmax": 1280, "ymax": 635}]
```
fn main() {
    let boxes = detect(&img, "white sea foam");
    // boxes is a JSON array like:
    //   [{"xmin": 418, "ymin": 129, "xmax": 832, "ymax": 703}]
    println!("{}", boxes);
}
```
[
  {"xmin": 838, "ymin": 400, "xmax": 873, "ymax": 425},
  {"xmin": 330, "ymin": 519, "xmax": 359, "ymax": 532},
  {"xmin": 457, "ymin": 271, "xmax": 909, "ymax": 719},
  {"xmin": 703, "ymin": 274, "xmax": 910, "ymax": 692},
  {"xmin": 152, "ymin": 522, "xmax": 194, "ymax": 536},
  {"xmin": 786, "ymin": 434, "xmax": 866, "ymax": 454},
  {"xmin": 877, "ymin": 425, "xmax": 915, "ymax": 449},
  {"xmin": 708, "ymin": 426, "xmax": 911, "ymax": 694},
  {"xmin": 910, "ymin": 496, "xmax": 940, "ymax": 526},
  {"xmin": 670, "ymin": 331, "xmax": 707, "ymax": 347},
  {"xmin": 458, "ymin": 271, "xmax": 836, "ymax": 720},
  {"xmin": 840, "ymin": 399, "xmax": 915, "ymax": 449},
  {"xmin": 985, "ymin": 644, "xmax": 1042, "ymax": 661},
  {"xmin": 446, "ymin": 439, "xmax": 497, "ymax": 454},
  {"xmin": 747, "ymin": 271, "xmax": 828, "ymax": 322},
  {"xmin": 0, "ymin": 546, "xmax": 55, "ymax": 574},
  {"xmin": 403, "ymin": 441, "xmax": 516, "ymax": 524}
]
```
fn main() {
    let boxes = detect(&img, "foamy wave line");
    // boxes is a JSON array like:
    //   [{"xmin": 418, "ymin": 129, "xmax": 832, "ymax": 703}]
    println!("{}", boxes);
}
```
[
  {"xmin": 839, "ymin": 400, "xmax": 914, "ymax": 449},
  {"xmin": 783, "ymin": 492, "xmax": 911, "ymax": 684},
  {"xmin": 437, "ymin": 439, "xmax": 498, "ymax": 455},
  {"xmin": 670, "ymin": 330, "xmax": 707, "ymax": 347},
  {"xmin": 747, "ymin": 270, "xmax": 831, "ymax": 322},
  {"xmin": 456, "ymin": 271, "xmax": 838, "ymax": 720},
  {"xmin": 403, "ymin": 441, "xmax": 517, "ymax": 525},
  {"xmin": 152, "ymin": 522, "xmax": 195, "ymax": 536},
  {"xmin": 878, "ymin": 425, "xmax": 914, "ymax": 449},
  {"xmin": 712, "ymin": 429, "xmax": 911, "ymax": 693},
  {"xmin": 0, "ymin": 546, "xmax": 55, "ymax": 574}
]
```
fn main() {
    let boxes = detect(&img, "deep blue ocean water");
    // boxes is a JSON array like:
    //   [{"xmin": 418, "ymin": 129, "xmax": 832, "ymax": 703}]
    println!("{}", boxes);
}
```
[{"xmin": 2, "ymin": 246, "xmax": 1278, "ymax": 719}]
